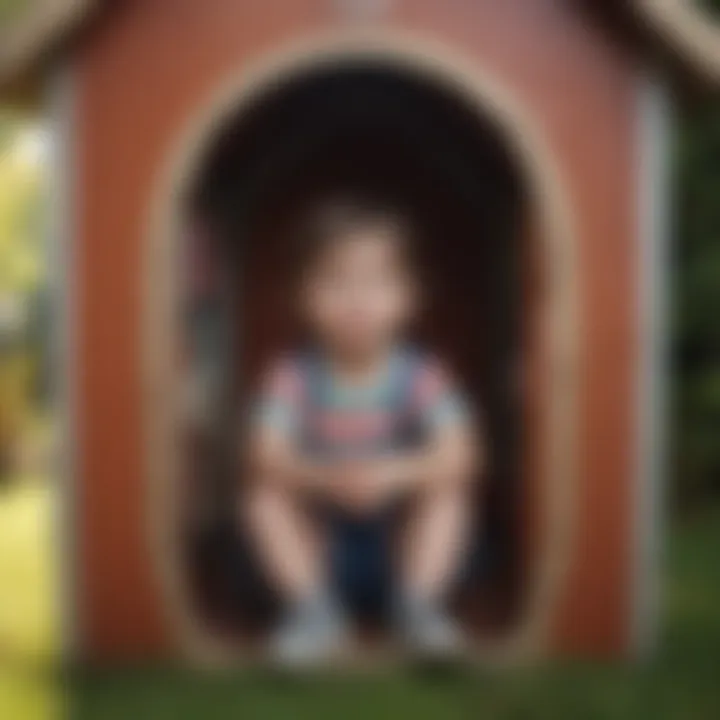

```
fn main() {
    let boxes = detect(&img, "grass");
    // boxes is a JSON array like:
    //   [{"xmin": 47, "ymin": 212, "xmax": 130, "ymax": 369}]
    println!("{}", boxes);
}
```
[
  {"xmin": 68, "ymin": 502, "xmax": 720, "ymax": 718},
  {"xmin": 1, "ymin": 482, "xmax": 719, "ymax": 719}
]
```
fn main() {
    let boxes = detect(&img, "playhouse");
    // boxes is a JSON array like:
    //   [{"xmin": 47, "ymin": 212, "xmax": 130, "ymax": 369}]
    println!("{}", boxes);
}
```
[{"xmin": 1, "ymin": 0, "xmax": 718, "ymax": 664}]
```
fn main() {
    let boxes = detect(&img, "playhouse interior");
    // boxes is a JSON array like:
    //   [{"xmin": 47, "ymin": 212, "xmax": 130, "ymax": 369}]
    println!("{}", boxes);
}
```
[{"xmin": 176, "ymin": 62, "xmax": 532, "ymax": 645}]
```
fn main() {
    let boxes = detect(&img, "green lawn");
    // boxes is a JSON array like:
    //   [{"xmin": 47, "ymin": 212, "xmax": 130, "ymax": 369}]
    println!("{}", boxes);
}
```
[
  {"xmin": 2, "ymin": 482, "xmax": 719, "ymax": 719},
  {"xmin": 70, "ymin": 506, "xmax": 720, "ymax": 719}
]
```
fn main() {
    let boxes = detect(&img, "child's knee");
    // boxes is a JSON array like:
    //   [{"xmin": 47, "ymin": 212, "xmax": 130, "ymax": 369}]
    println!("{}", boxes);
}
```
[
  {"xmin": 245, "ymin": 481, "xmax": 293, "ymax": 527},
  {"xmin": 418, "ymin": 473, "xmax": 472, "ymax": 503}
]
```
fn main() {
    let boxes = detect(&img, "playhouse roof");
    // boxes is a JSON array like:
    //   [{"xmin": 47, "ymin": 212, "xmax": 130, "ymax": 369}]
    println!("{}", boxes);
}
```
[
  {"xmin": 594, "ymin": 0, "xmax": 720, "ymax": 86},
  {"xmin": 0, "ymin": 0, "xmax": 718, "ymax": 106},
  {"xmin": 0, "ymin": 0, "xmax": 97, "ymax": 103}
]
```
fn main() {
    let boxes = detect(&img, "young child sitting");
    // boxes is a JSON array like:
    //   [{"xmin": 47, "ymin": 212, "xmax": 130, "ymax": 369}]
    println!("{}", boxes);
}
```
[{"xmin": 244, "ymin": 197, "xmax": 480, "ymax": 665}]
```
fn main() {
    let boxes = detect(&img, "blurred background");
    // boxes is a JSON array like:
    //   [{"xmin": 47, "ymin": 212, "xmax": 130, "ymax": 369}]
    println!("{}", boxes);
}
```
[{"xmin": 0, "ymin": 0, "xmax": 718, "ymax": 718}]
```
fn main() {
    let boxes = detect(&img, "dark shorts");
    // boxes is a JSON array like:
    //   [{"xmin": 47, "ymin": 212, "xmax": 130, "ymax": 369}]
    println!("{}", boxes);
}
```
[
  {"xmin": 326, "ymin": 503, "xmax": 482, "ymax": 619},
  {"xmin": 237, "ymin": 498, "xmax": 482, "ymax": 624},
  {"xmin": 327, "ymin": 510, "xmax": 397, "ymax": 619}
]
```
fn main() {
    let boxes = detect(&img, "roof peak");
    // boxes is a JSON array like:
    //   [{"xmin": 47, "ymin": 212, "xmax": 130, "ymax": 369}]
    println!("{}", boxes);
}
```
[{"xmin": 1, "ymin": 0, "xmax": 718, "ymax": 106}]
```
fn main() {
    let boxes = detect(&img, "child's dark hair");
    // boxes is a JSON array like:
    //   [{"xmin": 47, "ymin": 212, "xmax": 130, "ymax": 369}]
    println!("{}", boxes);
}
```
[{"xmin": 296, "ymin": 195, "xmax": 416, "ymax": 272}]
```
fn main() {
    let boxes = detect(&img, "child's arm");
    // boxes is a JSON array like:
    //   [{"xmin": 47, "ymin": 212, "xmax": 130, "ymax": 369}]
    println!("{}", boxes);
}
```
[
  {"xmin": 350, "ymin": 360, "xmax": 482, "ymax": 509},
  {"xmin": 395, "ymin": 356, "xmax": 480, "ymax": 484},
  {"xmin": 334, "ymin": 416, "xmax": 479, "ymax": 514},
  {"xmin": 246, "ymin": 358, "xmax": 343, "ymax": 498},
  {"xmin": 384, "ymin": 415, "xmax": 479, "ymax": 491},
  {"xmin": 245, "ymin": 359, "xmax": 323, "ymax": 491},
  {"xmin": 248, "ymin": 420, "xmax": 331, "ymax": 493}
]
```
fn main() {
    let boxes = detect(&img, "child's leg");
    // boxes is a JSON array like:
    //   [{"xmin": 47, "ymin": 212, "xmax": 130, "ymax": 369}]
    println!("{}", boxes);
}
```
[
  {"xmin": 244, "ymin": 482, "xmax": 349, "ymax": 665},
  {"xmin": 395, "ymin": 479, "xmax": 473, "ymax": 656},
  {"xmin": 401, "ymin": 478, "xmax": 472, "ymax": 602},
  {"xmin": 244, "ymin": 481, "xmax": 323, "ymax": 602}
]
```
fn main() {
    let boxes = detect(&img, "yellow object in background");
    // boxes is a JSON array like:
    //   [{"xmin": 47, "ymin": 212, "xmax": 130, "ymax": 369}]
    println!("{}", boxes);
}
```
[
  {"xmin": 0, "ymin": 481, "xmax": 59, "ymax": 719},
  {"xmin": 0, "ymin": 352, "xmax": 35, "ymax": 473}
]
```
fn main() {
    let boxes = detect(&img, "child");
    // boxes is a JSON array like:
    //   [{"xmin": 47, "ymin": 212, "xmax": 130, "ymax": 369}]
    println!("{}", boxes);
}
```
[{"xmin": 243, "ymin": 198, "xmax": 480, "ymax": 665}]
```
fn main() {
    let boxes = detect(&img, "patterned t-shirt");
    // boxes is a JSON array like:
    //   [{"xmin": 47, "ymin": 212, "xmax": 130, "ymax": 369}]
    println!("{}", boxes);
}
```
[{"xmin": 253, "ymin": 346, "xmax": 470, "ymax": 459}]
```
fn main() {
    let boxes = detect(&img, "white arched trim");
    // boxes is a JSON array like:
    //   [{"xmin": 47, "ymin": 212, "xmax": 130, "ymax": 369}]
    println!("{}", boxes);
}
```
[{"xmin": 143, "ymin": 29, "xmax": 580, "ymax": 667}]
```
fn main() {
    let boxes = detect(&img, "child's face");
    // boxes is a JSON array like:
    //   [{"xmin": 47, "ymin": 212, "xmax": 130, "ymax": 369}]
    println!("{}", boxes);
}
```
[{"xmin": 301, "ymin": 229, "xmax": 417, "ymax": 358}]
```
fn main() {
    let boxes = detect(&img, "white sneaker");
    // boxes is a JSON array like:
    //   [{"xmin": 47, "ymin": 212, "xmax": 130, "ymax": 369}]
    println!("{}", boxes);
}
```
[
  {"xmin": 268, "ymin": 598, "xmax": 349, "ymax": 668},
  {"xmin": 398, "ymin": 600, "xmax": 465, "ymax": 661}
]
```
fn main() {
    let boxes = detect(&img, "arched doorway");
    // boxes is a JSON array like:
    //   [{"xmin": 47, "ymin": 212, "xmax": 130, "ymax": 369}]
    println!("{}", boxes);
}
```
[{"xmin": 144, "ymin": 36, "xmax": 578, "ymax": 664}]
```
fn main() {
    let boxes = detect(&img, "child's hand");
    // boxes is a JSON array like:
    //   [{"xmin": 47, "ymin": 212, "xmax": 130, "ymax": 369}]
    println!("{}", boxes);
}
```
[
  {"xmin": 316, "ymin": 461, "xmax": 374, "ymax": 513},
  {"xmin": 324, "ymin": 459, "xmax": 406, "ymax": 515}
]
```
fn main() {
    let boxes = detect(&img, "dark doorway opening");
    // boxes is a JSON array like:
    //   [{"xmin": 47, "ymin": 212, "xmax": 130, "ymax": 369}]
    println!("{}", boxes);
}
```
[{"xmin": 179, "ymin": 63, "xmax": 528, "ymax": 644}]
